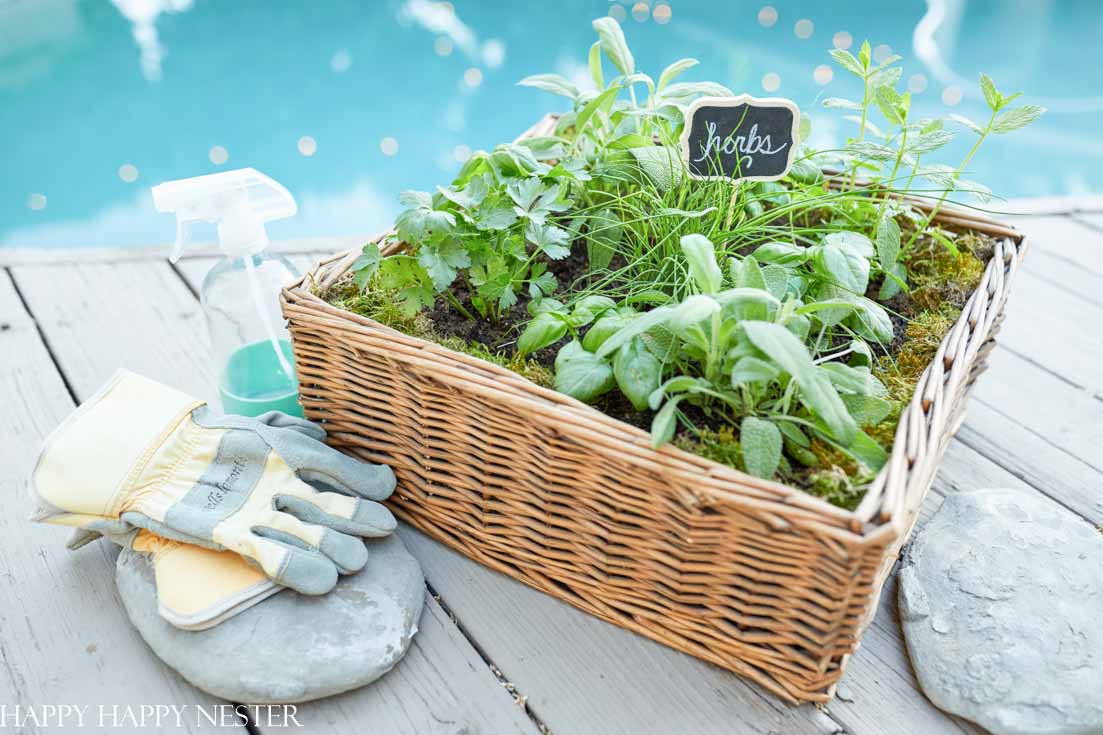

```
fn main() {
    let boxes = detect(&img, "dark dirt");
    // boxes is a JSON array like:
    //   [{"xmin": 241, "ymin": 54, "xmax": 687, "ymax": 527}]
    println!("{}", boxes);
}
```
[
  {"xmin": 423, "ymin": 246, "xmax": 637, "ymax": 372},
  {"xmin": 424, "ymin": 246, "xmax": 596, "ymax": 367},
  {"xmin": 869, "ymin": 282, "xmax": 915, "ymax": 354}
]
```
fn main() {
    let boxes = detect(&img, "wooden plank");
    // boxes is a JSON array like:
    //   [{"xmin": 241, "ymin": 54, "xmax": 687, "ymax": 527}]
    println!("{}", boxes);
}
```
[
  {"xmin": 291, "ymin": 593, "xmax": 542, "ymax": 735},
  {"xmin": 0, "ymin": 269, "xmax": 230, "ymax": 733},
  {"xmin": 1001, "ymin": 195, "xmax": 1103, "ymax": 216},
  {"xmin": 1074, "ymin": 212, "xmax": 1103, "ymax": 231},
  {"xmin": 998, "ymin": 267, "xmax": 1103, "ymax": 398},
  {"xmin": 972, "ymin": 348, "xmax": 1103, "ymax": 477},
  {"xmin": 173, "ymin": 254, "xmax": 322, "ymax": 297},
  {"xmin": 1018, "ymin": 247, "xmax": 1103, "ymax": 308},
  {"xmin": 1015, "ymin": 215, "xmax": 1103, "ymax": 306},
  {"xmin": 10, "ymin": 261, "xmax": 540, "ymax": 735},
  {"xmin": 1014, "ymin": 215, "xmax": 1103, "ymax": 279},
  {"xmin": 11, "ymin": 261, "xmax": 217, "ymax": 399},
  {"xmin": 397, "ymin": 529, "xmax": 843, "ymax": 735},
  {"xmin": 959, "ymin": 401, "xmax": 1103, "ymax": 524},
  {"xmin": 0, "ymin": 236, "xmax": 360, "ymax": 267}
]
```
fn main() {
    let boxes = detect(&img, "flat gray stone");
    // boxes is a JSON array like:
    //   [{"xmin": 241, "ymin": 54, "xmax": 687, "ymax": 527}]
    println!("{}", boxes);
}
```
[
  {"xmin": 117, "ymin": 535, "xmax": 425, "ymax": 704},
  {"xmin": 899, "ymin": 488, "xmax": 1103, "ymax": 735}
]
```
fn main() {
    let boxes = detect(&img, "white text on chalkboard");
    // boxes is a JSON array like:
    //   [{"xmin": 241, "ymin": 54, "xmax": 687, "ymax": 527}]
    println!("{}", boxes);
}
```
[{"xmin": 692, "ymin": 121, "xmax": 789, "ymax": 168}]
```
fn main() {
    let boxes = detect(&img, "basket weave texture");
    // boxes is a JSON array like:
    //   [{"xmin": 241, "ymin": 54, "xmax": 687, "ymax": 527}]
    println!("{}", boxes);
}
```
[{"xmin": 281, "ymin": 115, "xmax": 1026, "ymax": 703}]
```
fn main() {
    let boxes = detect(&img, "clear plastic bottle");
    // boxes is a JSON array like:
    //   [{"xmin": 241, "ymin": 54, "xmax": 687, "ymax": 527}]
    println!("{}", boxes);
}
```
[
  {"xmin": 152, "ymin": 168, "xmax": 304, "ymax": 417},
  {"xmin": 201, "ymin": 250, "xmax": 302, "ymax": 416}
]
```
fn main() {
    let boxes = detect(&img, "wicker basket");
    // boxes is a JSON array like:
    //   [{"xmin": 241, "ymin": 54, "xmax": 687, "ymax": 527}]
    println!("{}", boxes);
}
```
[{"xmin": 281, "ymin": 115, "xmax": 1026, "ymax": 703}]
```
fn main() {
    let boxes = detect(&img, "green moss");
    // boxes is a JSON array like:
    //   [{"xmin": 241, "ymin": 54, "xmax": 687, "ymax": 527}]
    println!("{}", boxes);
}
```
[
  {"xmin": 804, "ymin": 466, "xmax": 865, "ymax": 510},
  {"xmin": 327, "ymin": 280, "xmax": 555, "ymax": 389},
  {"xmin": 674, "ymin": 426, "xmax": 745, "ymax": 472},
  {"xmin": 437, "ymin": 336, "xmax": 555, "ymax": 388},
  {"xmin": 328, "ymin": 280, "xmax": 429, "ymax": 336},
  {"xmin": 904, "ymin": 229, "xmax": 986, "ymax": 312},
  {"xmin": 875, "ymin": 303, "xmax": 961, "ymax": 403}
]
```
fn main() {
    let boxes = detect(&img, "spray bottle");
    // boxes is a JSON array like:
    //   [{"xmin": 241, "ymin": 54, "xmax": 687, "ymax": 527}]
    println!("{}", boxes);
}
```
[{"xmin": 152, "ymin": 168, "xmax": 304, "ymax": 417}]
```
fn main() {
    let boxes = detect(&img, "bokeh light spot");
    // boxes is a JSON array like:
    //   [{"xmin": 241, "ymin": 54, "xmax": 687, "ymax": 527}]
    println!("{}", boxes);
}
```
[
  {"xmin": 757, "ymin": 6, "xmax": 777, "ymax": 27},
  {"xmin": 209, "ymin": 146, "xmax": 228, "ymax": 165},
  {"xmin": 794, "ymin": 18, "xmax": 814, "ymax": 39},
  {"xmin": 482, "ymin": 39, "xmax": 505, "ymax": 68},
  {"xmin": 434, "ymin": 37, "xmax": 453, "ymax": 56},
  {"xmin": 762, "ymin": 72, "xmax": 781, "ymax": 92},
  {"xmin": 813, "ymin": 65, "xmax": 833, "ymax": 85},
  {"xmin": 297, "ymin": 136, "xmax": 317, "ymax": 157},
  {"xmin": 380, "ymin": 137, "xmax": 399, "ymax": 156},
  {"xmin": 118, "ymin": 163, "xmax": 139, "ymax": 183},
  {"xmin": 330, "ymin": 49, "xmax": 351, "ymax": 73}
]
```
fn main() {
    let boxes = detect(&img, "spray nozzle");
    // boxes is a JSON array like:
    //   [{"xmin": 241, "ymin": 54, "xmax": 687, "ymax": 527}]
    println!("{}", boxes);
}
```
[
  {"xmin": 152, "ymin": 168, "xmax": 299, "ymax": 382},
  {"xmin": 152, "ymin": 168, "xmax": 297, "ymax": 263}
]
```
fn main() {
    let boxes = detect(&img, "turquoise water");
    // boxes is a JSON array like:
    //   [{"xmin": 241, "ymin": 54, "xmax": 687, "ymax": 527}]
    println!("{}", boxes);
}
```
[{"xmin": 3, "ymin": 0, "xmax": 1101, "ymax": 249}]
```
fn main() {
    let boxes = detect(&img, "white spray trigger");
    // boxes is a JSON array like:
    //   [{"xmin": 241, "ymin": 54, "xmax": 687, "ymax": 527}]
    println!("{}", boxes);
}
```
[
  {"xmin": 152, "ymin": 168, "xmax": 297, "ymax": 263},
  {"xmin": 152, "ymin": 168, "xmax": 298, "ymax": 379}
]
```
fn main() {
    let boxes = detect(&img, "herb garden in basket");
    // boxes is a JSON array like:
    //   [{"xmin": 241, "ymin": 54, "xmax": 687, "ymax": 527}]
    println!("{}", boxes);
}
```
[{"xmin": 281, "ymin": 18, "xmax": 1039, "ymax": 702}]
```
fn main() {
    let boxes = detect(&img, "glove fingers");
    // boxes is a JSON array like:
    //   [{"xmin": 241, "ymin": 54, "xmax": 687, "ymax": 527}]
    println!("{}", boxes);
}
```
[
  {"xmin": 295, "ymin": 448, "xmax": 396, "ymax": 501},
  {"xmin": 248, "ymin": 534, "xmax": 338, "ymax": 596},
  {"xmin": 254, "ymin": 510, "xmax": 368, "ymax": 575},
  {"xmin": 254, "ymin": 411, "xmax": 327, "ymax": 442},
  {"xmin": 276, "ymin": 493, "xmax": 397, "ymax": 538}
]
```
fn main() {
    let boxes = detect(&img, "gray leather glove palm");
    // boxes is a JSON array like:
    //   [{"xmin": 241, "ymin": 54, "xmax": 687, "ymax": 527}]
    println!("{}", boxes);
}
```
[{"xmin": 32, "ymin": 370, "xmax": 397, "ymax": 596}]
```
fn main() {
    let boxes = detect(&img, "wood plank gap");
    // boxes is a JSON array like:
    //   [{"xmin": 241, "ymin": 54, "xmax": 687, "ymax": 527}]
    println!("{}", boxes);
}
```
[
  {"xmin": 953, "ymin": 430, "xmax": 1099, "ymax": 527},
  {"xmin": 169, "ymin": 259, "xmax": 201, "ymax": 300},
  {"xmin": 1021, "ymin": 257, "xmax": 1103, "ymax": 309},
  {"xmin": 1071, "ymin": 213, "xmax": 1103, "ymax": 234},
  {"xmin": 0, "ymin": 236, "xmax": 364, "ymax": 267},
  {"xmin": 425, "ymin": 581, "xmax": 553, "ymax": 735},
  {"xmin": 1001, "ymin": 196, "xmax": 1103, "ymax": 216},
  {"xmin": 241, "ymin": 712, "xmax": 261, "ymax": 735},
  {"xmin": 997, "ymin": 343, "xmax": 1103, "ymax": 401},
  {"xmin": 972, "ymin": 394, "xmax": 1103, "ymax": 476},
  {"xmin": 4, "ymin": 266, "xmax": 79, "ymax": 404}
]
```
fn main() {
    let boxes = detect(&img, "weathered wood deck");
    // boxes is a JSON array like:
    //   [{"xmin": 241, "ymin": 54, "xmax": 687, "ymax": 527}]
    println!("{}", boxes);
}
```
[{"xmin": 2, "ymin": 202, "xmax": 1100, "ymax": 734}]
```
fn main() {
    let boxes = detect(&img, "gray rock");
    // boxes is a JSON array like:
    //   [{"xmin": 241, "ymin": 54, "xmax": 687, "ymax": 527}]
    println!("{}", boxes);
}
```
[
  {"xmin": 117, "ymin": 535, "xmax": 425, "ymax": 703},
  {"xmin": 899, "ymin": 488, "xmax": 1103, "ymax": 735}
]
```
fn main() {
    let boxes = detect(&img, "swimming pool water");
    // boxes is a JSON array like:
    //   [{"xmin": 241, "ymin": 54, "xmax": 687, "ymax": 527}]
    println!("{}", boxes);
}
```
[{"xmin": 3, "ymin": 0, "xmax": 1101, "ymax": 249}]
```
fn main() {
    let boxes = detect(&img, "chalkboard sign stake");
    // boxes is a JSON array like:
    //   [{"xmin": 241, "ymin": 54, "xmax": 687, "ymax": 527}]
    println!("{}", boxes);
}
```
[
  {"xmin": 679, "ymin": 95, "xmax": 801, "ymax": 184},
  {"xmin": 724, "ymin": 182, "xmax": 742, "ymax": 230}
]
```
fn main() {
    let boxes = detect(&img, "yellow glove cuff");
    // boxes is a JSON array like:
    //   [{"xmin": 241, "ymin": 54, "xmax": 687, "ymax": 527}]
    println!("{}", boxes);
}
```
[{"xmin": 30, "ymin": 369, "xmax": 202, "ymax": 524}]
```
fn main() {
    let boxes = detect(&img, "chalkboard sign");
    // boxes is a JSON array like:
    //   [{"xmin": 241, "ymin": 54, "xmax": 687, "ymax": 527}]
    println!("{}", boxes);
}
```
[{"xmin": 679, "ymin": 95, "xmax": 800, "ymax": 183}]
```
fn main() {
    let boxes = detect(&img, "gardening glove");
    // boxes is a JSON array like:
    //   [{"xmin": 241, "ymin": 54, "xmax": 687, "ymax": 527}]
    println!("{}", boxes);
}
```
[
  {"xmin": 29, "ymin": 369, "xmax": 397, "ymax": 596},
  {"xmin": 67, "ymin": 525, "xmax": 280, "ymax": 631}
]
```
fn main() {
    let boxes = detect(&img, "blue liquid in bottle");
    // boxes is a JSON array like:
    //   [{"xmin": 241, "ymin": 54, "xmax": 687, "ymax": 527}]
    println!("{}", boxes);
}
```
[{"xmin": 220, "ymin": 339, "xmax": 303, "ymax": 417}]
